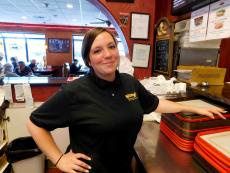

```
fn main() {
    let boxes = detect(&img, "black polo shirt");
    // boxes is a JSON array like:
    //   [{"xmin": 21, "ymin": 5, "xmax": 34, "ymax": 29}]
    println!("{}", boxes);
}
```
[{"xmin": 30, "ymin": 71, "xmax": 159, "ymax": 173}]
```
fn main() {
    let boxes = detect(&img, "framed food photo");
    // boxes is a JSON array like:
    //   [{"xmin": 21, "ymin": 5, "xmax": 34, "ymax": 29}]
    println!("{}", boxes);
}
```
[
  {"xmin": 132, "ymin": 43, "xmax": 151, "ymax": 68},
  {"xmin": 130, "ymin": 13, "xmax": 150, "ymax": 39}
]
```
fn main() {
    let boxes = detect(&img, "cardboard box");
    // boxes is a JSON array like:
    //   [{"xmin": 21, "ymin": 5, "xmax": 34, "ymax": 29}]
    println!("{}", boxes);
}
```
[{"xmin": 176, "ymin": 66, "xmax": 226, "ymax": 85}]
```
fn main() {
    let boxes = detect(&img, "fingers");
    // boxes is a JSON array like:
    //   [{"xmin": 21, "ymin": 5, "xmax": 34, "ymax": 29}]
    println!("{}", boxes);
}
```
[
  {"xmin": 213, "ymin": 110, "xmax": 226, "ymax": 119},
  {"xmin": 219, "ymin": 114, "xmax": 226, "ymax": 119},
  {"xmin": 74, "ymin": 153, "xmax": 92, "ymax": 172},
  {"xmin": 198, "ymin": 107, "xmax": 227, "ymax": 119},
  {"xmin": 57, "ymin": 151, "xmax": 92, "ymax": 173},
  {"xmin": 72, "ymin": 164, "xmax": 90, "ymax": 173},
  {"xmin": 206, "ymin": 112, "xmax": 215, "ymax": 119},
  {"xmin": 208, "ymin": 108, "xmax": 226, "ymax": 119},
  {"xmin": 76, "ymin": 153, "xmax": 91, "ymax": 161},
  {"xmin": 75, "ymin": 158, "xmax": 91, "ymax": 170},
  {"xmin": 220, "ymin": 109, "xmax": 228, "ymax": 114}
]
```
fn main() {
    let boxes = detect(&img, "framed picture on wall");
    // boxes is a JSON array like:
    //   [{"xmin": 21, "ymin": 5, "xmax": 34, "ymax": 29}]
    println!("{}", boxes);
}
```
[
  {"xmin": 130, "ymin": 13, "xmax": 150, "ymax": 39},
  {"xmin": 132, "ymin": 43, "xmax": 150, "ymax": 68},
  {"xmin": 48, "ymin": 38, "xmax": 70, "ymax": 53}
]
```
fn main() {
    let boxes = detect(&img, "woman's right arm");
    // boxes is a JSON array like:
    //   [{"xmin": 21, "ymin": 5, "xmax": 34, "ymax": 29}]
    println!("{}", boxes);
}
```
[
  {"xmin": 27, "ymin": 119, "xmax": 92, "ymax": 173},
  {"xmin": 27, "ymin": 119, "xmax": 63, "ymax": 165}
]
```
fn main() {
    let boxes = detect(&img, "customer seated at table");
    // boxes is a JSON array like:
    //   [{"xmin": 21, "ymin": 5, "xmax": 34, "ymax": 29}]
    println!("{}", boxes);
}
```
[
  {"xmin": 3, "ymin": 63, "xmax": 19, "ymax": 77},
  {"xmin": 15, "ymin": 61, "xmax": 33, "ymax": 76},
  {"xmin": 69, "ymin": 59, "xmax": 82, "ymax": 75},
  {"xmin": 0, "ymin": 53, "xmax": 4, "ymax": 73},
  {"xmin": 29, "ymin": 59, "xmax": 38, "ymax": 73},
  {"xmin": 10, "ymin": 57, "xmax": 18, "ymax": 72}
]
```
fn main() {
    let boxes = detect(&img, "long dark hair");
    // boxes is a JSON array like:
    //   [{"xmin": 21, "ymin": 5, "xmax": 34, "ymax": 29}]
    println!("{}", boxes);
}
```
[{"xmin": 81, "ymin": 27, "xmax": 117, "ymax": 67}]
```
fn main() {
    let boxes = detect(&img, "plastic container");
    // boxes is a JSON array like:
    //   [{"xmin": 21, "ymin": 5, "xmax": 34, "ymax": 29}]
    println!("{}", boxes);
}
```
[{"xmin": 6, "ymin": 136, "xmax": 45, "ymax": 173}]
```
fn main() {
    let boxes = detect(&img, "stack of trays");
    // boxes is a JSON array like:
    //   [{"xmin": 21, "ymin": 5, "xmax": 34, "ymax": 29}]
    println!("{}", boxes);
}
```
[
  {"xmin": 193, "ymin": 128, "xmax": 230, "ymax": 173},
  {"xmin": 160, "ymin": 99, "xmax": 230, "ymax": 152}
]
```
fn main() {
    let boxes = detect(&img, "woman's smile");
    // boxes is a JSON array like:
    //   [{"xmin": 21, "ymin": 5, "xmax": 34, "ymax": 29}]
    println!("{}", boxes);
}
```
[{"xmin": 89, "ymin": 31, "xmax": 120, "ymax": 81}]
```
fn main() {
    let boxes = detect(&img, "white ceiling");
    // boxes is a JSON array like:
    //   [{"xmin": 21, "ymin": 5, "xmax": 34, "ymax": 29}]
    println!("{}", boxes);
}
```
[{"xmin": 0, "ymin": 0, "xmax": 112, "ymax": 27}]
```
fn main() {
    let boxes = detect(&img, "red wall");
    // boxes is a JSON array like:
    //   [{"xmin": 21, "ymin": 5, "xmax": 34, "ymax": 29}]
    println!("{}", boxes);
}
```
[
  {"xmin": 219, "ymin": 38, "xmax": 230, "ymax": 82},
  {"xmin": 46, "ymin": 31, "xmax": 72, "ymax": 66},
  {"xmin": 97, "ymin": 0, "xmax": 156, "ymax": 79}
]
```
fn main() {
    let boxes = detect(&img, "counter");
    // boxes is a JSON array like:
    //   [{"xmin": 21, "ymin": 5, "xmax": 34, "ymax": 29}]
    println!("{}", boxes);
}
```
[
  {"xmin": 3, "ymin": 77, "xmax": 68, "ymax": 102},
  {"xmin": 134, "ymin": 84, "xmax": 230, "ymax": 173},
  {"xmin": 3, "ymin": 77, "xmax": 67, "ymax": 85},
  {"xmin": 189, "ymin": 84, "xmax": 230, "ymax": 105},
  {"xmin": 134, "ymin": 122, "xmax": 205, "ymax": 173}
]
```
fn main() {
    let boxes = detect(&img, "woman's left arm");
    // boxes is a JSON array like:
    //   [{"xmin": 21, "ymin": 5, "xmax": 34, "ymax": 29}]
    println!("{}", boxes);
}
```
[{"xmin": 155, "ymin": 99, "xmax": 226, "ymax": 119}]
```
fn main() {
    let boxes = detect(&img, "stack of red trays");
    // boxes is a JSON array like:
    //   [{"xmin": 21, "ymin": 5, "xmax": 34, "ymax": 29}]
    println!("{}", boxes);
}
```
[
  {"xmin": 160, "ymin": 112, "xmax": 230, "ymax": 152},
  {"xmin": 193, "ymin": 128, "xmax": 230, "ymax": 173}
]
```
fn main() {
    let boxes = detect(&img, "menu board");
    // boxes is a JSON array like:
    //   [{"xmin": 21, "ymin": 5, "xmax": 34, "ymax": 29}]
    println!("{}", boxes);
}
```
[
  {"xmin": 189, "ymin": 0, "xmax": 230, "ymax": 42},
  {"xmin": 154, "ymin": 18, "xmax": 173, "ymax": 77},
  {"xmin": 206, "ymin": 0, "xmax": 230, "ymax": 40},
  {"xmin": 189, "ymin": 6, "xmax": 209, "ymax": 42},
  {"xmin": 154, "ymin": 40, "xmax": 169, "ymax": 73}
]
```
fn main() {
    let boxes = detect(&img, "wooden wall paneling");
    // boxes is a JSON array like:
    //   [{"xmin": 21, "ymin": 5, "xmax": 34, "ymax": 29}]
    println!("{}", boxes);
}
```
[{"xmin": 46, "ymin": 31, "xmax": 72, "ymax": 66}]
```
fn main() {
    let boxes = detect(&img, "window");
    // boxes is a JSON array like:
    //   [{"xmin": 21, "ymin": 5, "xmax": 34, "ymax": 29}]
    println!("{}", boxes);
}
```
[
  {"xmin": 0, "ymin": 32, "xmax": 46, "ymax": 64},
  {"xmin": 73, "ymin": 35, "xmax": 84, "ymax": 66},
  {"xmin": 117, "ymin": 37, "xmax": 125, "ymax": 56},
  {"xmin": 0, "ymin": 32, "xmax": 125, "ymax": 69},
  {"xmin": 1, "ymin": 33, "xmax": 25, "ymax": 38},
  {"xmin": 5, "ymin": 38, "xmax": 27, "ymax": 62},
  {"xmin": 27, "ymin": 39, "xmax": 46, "ymax": 63},
  {"xmin": 0, "ymin": 38, "xmax": 6, "ymax": 64}
]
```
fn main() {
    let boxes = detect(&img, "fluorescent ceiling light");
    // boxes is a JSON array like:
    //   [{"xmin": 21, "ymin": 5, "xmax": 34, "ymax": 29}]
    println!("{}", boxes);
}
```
[
  {"xmin": 21, "ymin": 16, "xmax": 27, "ymax": 20},
  {"xmin": 66, "ymin": 3, "xmax": 73, "ymax": 8}
]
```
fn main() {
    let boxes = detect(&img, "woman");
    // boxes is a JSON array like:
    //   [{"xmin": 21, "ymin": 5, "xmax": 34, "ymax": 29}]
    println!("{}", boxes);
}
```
[
  {"xmin": 3, "ymin": 63, "xmax": 19, "ymax": 77},
  {"xmin": 27, "ymin": 28, "xmax": 225, "ymax": 173}
]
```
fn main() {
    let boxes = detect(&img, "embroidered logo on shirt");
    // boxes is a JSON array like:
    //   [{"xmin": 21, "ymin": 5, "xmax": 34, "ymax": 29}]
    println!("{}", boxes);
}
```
[{"xmin": 125, "ymin": 92, "xmax": 138, "ymax": 101}]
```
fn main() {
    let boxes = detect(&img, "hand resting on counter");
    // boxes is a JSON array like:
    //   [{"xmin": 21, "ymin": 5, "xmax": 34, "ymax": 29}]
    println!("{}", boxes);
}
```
[{"xmin": 155, "ymin": 99, "xmax": 227, "ymax": 119}]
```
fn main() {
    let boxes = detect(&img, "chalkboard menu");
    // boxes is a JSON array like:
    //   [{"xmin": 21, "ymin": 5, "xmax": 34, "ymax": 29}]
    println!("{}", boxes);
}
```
[
  {"xmin": 153, "ymin": 17, "xmax": 173, "ymax": 77},
  {"xmin": 154, "ymin": 40, "xmax": 169, "ymax": 73}
]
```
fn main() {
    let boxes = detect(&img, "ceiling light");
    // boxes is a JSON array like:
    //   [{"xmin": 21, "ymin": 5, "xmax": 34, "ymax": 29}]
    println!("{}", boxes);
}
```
[
  {"xmin": 66, "ymin": 3, "xmax": 73, "ymax": 9},
  {"xmin": 21, "ymin": 16, "xmax": 27, "ymax": 20}
]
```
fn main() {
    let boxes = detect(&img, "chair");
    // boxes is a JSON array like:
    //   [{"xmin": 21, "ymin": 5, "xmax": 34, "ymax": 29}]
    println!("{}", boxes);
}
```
[{"xmin": 62, "ymin": 63, "xmax": 70, "ymax": 77}]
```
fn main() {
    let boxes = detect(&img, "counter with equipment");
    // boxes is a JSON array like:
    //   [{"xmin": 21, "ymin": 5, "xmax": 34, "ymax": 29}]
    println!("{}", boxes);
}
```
[{"xmin": 134, "ymin": 84, "xmax": 230, "ymax": 173}]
